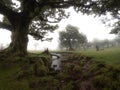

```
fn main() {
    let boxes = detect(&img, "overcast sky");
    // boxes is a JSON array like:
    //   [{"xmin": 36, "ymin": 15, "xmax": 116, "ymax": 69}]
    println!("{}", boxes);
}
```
[{"xmin": 0, "ymin": 8, "xmax": 116, "ymax": 50}]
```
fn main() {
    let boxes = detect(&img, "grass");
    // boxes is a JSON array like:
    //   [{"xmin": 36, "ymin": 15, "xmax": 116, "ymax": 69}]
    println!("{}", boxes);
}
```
[
  {"xmin": 0, "ymin": 64, "xmax": 29, "ymax": 90},
  {"xmin": 80, "ymin": 46, "xmax": 120, "ymax": 66},
  {"xmin": 0, "ymin": 52, "xmax": 51, "ymax": 90},
  {"xmin": 0, "ymin": 47, "xmax": 120, "ymax": 89}
]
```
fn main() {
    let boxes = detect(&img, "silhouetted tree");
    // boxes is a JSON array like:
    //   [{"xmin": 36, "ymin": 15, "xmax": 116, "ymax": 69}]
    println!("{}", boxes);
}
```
[
  {"xmin": 0, "ymin": 0, "xmax": 120, "ymax": 56},
  {"xmin": 59, "ymin": 25, "xmax": 87, "ymax": 50},
  {"xmin": 0, "ymin": 0, "xmax": 97, "ymax": 55},
  {"xmin": 0, "ymin": 44, "xmax": 4, "ymax": 51}
]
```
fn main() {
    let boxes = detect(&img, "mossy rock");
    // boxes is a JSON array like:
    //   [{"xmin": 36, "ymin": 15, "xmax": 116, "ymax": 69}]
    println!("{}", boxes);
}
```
[
  {"xmin": 29, "ymin": 55, "xmax": 52, "ymax": 68},
  {"xmin": 73, "ymin": 65, "xmax": 82, "ymax": 73},
  {"xmin": 62, "ymin": 63, "xmax": 75, "ymax": 72},
  {"xmin": 93, "ymin": 75, "xmax": 120, "ymax": 90},
  {"xmin": 41, "ymin": 56, "xmax": 52, "ymax": 68},
  {"xmin": 92, "ymin": 63, "xmax": 120, "ymax": 90},
  {"xmin": 61, "ymin": 81, "xmax": 74, "ymax": 90},
  {"xmin": 35, "ymin": 76, "xmax": 59, "ymax": 90},
  {"xmin": 34, "ymin": 63, "xmax": 48, "ymax": 76},
  {"xmin": 56, "ymin": 72, "xmax": 70, "ymax": 80}
]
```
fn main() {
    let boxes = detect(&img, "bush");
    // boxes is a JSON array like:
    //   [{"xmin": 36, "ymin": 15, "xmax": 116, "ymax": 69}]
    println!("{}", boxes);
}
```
[
  {"xmin": 38, "ymin": 76, "xmax": 59, "ymax": 90},
  {"xmin": 34, "ymin": 63, "xmax": 48, "ymax": 76},
  {"xmin": 93, "ymin": 67, "xmax": 120, "ymax": 90},
  {"xmin": 61, "ymin": 81, "xmax": 74, "ymax": 90}
]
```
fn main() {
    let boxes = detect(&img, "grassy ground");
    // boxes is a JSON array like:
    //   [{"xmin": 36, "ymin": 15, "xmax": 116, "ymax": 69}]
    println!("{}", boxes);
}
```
[
  {"xmin": 0, "ymin": 63, "xmax": 29, "ymax": 90},
  {"xmin": 0, "ymin": 47, "xmax": 120, "ymax": 90},
  {"xmin": 80, "ymin": 46, "xmax": 120, "ymax": 66},
  {"xmin": 0, "ymin": 53, "xmax": 51, "ymax": 90}
]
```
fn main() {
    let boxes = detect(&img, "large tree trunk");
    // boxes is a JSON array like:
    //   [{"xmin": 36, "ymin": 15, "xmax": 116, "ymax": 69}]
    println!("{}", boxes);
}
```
[
  {"xmin": 7, "ymin": 15, "xmax": 30, "ymax": 56},
  {"xmin": 68, "ymin": 40, "xmax": 74, "ymax": 51},
  {"xmin": 0, "ymin": 26, "xmax": 29, "ymax": 57},
  {"xmin": 9, "ymin": 27, "xmax": 28, "ymax": 55}
]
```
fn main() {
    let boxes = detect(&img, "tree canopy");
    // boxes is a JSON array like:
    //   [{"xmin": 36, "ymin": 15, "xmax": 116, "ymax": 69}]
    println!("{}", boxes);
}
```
[
  {"xmin": 0, "ymin": 0, "xmax": 97, "ymax": 55},
  {"xmin": 0, "ymin": 0, "xmax": 120, "ymax": 55},
  {"xmin": 59, "ymin": 25, "xmax": 87, "ymax": 50}
]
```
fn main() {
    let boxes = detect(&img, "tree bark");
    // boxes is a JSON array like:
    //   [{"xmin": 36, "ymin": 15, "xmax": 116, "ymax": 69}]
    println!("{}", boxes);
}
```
[
  {"xmin": 7, "ymin": 15, "xmax": 30, "ymax": 56},
  {"xmin": 0, "ymin": 1, "xmax": 36, "ymax": 57},
  {"xmin": 9, "ymin": 28, "xmax": 28, "ymax": 55}
]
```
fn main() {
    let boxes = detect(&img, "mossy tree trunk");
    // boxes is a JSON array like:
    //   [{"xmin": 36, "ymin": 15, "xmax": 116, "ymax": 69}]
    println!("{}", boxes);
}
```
[
  {"xmin": 6, "ymin": 15, "xmax": 30, "ymax": 56},
  {"xmin": 9, "ymin": 27, "xmax": 28, "ymax": 55},
  {"xmin": 0, "ymin": 0, "xmax": 37, "ymax": 56}
]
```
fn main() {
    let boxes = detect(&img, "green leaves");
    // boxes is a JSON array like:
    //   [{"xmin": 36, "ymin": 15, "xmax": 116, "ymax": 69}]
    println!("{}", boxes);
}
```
[{"xmin": 59, "ymin": 24, "xmax": 87, "ymax": 50}]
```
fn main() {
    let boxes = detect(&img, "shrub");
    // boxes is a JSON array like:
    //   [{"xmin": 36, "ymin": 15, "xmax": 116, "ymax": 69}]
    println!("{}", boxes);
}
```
[
  {"xmin": 38, "ymin": 76, "xmax": 59, "ymax": 90},
  {"xmin": 61, "ymin": 81, "xmax": 74, "ymax": 90}
]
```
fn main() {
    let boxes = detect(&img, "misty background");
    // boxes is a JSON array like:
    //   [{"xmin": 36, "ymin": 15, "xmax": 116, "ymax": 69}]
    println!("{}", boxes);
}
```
[{"xmin": 0, "ymin": 8, "xmax": 117, "ymax": 50}]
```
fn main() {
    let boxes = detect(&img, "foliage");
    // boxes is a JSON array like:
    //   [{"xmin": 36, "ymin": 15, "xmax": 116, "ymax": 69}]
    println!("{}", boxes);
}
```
[
  {"xmin": 0, "ymin": 51, "xmax": 120, "ymax": 89},
  {"xmin": 38, "ymin": 76, "xmax": 59, "ymax": 90},
  {"xmin": 0, "ymin": 0, "xmax": 120, "ymax": 54},
  {"xmin": 59, "ymin": 24, "xmax": 87, "ymax": 50},
  {"xmin": 0, "ymin": 0, "xmax": 98, "ymax": 41},
  {"xmin": 115, "ymin": 36, "xmax": 120, "ymax": 45},
  {"xmin": 0, "ymin": 63, "xmax": 29, "ymax": 90},
  {"xmin": 93, "ymin": 67, "xmax": 120, "ymax": 90},
  {"xmin": 60, "ymin": 51, "xmax": 120, "ymax": 90},
  {"xmin": 89, "ymin": 0, "xmax": 120, "ymax": 35},
  {"xmin": 61, "ymin": 81, "xmax": 74, "ymax": 90}
]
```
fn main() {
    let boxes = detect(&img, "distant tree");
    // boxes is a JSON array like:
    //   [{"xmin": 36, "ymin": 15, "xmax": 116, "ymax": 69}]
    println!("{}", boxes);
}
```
[
  {"xmin": 109, "ymin": 40, "xmax": 117, "ymax": 47},
  {"xmin": 86, "ymin": 42, "xmax": 93, "ymax": 49},
  {"xmin": 0, "ymin": 44, "xmax": 4, "ymax": 51},
  {"xmin": 102, "ymin": 39, "xmax": 110, "ymax": 48},
  {"xmin": 93, "ymin": 39, "xmax": 100, "ymax": 46},
  {"xmin": 79, "ymin": 34, "xmax": 88, "ymax": 50},
  {"xmin": 91, "ymin": 38, "xmax": 118, "ymax": 51},
  {"xmin": 59, "ymin": 25, "xmax": 87, "ymax": 50},
  {"xmin": 115, "ymin": 36, "xmax": 120, "ymax": 45},
  {"xmin": 98, "ymin": 39, "xmax": 116, "ymax": 48},
  {"xmin": 92, "ymin": 39, "xmax": 101, "ymax": 51},
  {"xmin": 34, "ymin": 42, "xmax": 39, "ymax": 50}
]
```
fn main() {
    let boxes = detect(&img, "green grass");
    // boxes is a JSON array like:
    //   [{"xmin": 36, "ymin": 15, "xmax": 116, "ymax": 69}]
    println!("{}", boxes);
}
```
[
  {"xmin": 80, "ymin": 47, "xmax": 120, "ymax": 66},
  {"xmin": 0, "ymin": 47, "xmax": 120, "ymax": 89},
  {"xmin": 0, "ymin": 52, "xmax": 52, "ymax": 90},
  {"xmin": 0, "ymin": 64, "xmax": 29, "ymax": 90}
]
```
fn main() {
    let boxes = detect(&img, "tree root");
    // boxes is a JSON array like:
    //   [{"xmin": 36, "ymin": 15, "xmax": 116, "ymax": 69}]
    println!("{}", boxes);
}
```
[{"xmin": 0, "ymin": 47, "xmax": 28, "ymax": 62}]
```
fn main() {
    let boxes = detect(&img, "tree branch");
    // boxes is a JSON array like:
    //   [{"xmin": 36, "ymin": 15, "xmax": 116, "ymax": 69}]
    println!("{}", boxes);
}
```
[
  {"xmin": 28, "ymin": 32, "xmax": 43, "ymax": 40},
  {"xmin": 0, "ymin": 22, "xmax": 12, "ymax": 31},
  {"xmin": 38, "ymin": 1, "xmax": 94, "ymax": 9},
  {"xmin": 0, "ymin": 2, "xmax": 18, "ymax": 25}
]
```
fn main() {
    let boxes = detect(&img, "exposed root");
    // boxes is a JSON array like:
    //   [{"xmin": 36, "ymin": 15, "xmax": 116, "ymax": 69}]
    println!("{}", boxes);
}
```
[{"xmin": 0, "ymin": 47, "xmax": 28, "ymax": 62}]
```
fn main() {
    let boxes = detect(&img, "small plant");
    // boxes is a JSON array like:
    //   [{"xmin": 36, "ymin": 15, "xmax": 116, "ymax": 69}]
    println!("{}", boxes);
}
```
[
  {"xmin": 61, "ymin": 81, "xmax": 74, "ymax": 90},
  {"xmin": 38, "ymin": 76, "xmax": 59, "ymax": 90},
  {"xmin": 93, "ymin": 66, "xmax": 120, "ymax": 90}
]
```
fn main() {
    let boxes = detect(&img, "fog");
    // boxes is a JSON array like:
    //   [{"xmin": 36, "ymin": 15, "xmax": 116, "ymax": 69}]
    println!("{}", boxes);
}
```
[{"xmin": 0, "ymin": 9, "xmax": 116, "ymax": 50}]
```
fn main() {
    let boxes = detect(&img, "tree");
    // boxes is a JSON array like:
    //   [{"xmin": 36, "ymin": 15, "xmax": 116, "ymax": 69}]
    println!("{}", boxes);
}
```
[
  {"xmin": 79, "ymin": 33, "xmax": 88, "ymax": 50},
  {"xmin": 59, "ymin": 25, "xmax": 87, "ymax": 50},
  {"xmin": 0, "ymin": 43, "xmax": 4, "ymax": 51},
  {"xmin": 0, "ymin": 0, "xmax": 99, "ymax": 56},
  {"xmin": 99, "ymin": 39, "xmax": 110, "ymax": 48},
  {"xmin": 34, "ymin": 42, "xmax": 39, "ymax": 50},
  {"xmin": 88, "ymin": 0, "xmax": 120, "ymax": 35},
  {"xmin": 0, "ymin": 0, "xmax": 119, "ymax": 56},
  {"xmin": 110, "ymin": 22, "xmax": 120, "ymax": 35},
  {"xmin": 115, "ymin": 36, "xmax": 120, "ymax": 45}
]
